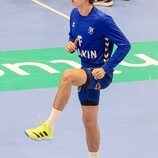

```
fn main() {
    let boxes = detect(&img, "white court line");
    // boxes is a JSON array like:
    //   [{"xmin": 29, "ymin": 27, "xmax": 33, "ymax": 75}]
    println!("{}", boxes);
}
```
[{"xmin": 32, "ymin": 0, "xmax": 70, "ymax": 20}]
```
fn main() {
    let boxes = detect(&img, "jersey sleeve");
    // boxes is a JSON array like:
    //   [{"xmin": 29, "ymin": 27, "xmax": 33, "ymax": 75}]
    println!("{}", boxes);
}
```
[
  {"xmin": 101, "ymin": 16, "xmax": 131, "ymax": 73},
  {"xmin": 69, "ymin": 11, "xmax": 75, "ymax": 42}
]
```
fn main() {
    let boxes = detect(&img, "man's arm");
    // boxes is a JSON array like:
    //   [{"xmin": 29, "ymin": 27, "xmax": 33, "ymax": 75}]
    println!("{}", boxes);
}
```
[{"xmin": 101, "ymin": 16, "xmax": 131, "ymax": 73}]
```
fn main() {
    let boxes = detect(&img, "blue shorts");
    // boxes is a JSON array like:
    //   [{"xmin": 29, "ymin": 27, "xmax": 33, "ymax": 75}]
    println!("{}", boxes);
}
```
[{"xmin": 78, "ymin": 68, "xmax": 113, "ymax": 106}]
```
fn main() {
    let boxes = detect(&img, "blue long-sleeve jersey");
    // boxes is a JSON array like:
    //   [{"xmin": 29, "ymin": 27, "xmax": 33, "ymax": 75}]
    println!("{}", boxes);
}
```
[{"xmin": 69, "ymin": 6, "xmax": 131, "ymax": 73}]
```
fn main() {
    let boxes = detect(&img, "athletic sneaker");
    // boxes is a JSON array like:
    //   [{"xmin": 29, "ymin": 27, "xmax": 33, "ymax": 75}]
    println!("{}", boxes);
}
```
[
  {"xmin": 94, "ymin": 0, "xmax": 113, "ymax": 7},
  {"xmin": 25, "ymin": 122, "xmax": 53, "ymax": 140}
]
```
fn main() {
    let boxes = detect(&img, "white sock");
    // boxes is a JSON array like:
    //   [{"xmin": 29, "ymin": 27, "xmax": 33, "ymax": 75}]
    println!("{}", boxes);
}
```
[
  {"xmin": 46, "ymin": 108, "xmax": 62, "ymax": 129},
  {"xmin": 88, "ymin": 151, "xmax": 100, "ymax": 158}
]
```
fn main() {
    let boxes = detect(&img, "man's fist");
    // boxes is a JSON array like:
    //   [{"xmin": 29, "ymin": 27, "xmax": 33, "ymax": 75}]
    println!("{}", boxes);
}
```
[
  {"xmin": 92, "ymin": 68, "xmax": 106, "ymax": 79},
  {"xmin": 65, "ymin": 38, "xmax": 78, "ymax": 53}
]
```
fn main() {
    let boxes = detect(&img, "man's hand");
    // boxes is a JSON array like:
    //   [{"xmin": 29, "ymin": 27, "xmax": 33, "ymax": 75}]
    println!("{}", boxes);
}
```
[
  {"xmin": 92, "ymin": 68, "xmax": 106, "ymax": 79},
  {"xmin": 65, "ymin": 39, "xmax": 78, "ymax": 53}
]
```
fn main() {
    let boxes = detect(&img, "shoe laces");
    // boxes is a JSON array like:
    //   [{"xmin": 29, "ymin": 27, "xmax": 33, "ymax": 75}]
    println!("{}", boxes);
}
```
[{"xmin": 37, "ymin": 114, "xmax": 45, "ymax": 124}]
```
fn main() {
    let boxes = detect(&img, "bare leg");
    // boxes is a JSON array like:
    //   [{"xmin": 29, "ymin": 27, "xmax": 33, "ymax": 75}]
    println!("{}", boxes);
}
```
[
  {"xmin": 46, "ymin": 69, "xmax": 87, "ymax": 128},
  {"xmin": 82, "ymin": 106, "xmax": 100, "ymax": 152},
  {"xmin": 53, "ymin": 69, "xmax": 87, "ymax": 110},
  {"xmin": 25, "ymin": 69, "xmax": 88, "ymax": 140}
]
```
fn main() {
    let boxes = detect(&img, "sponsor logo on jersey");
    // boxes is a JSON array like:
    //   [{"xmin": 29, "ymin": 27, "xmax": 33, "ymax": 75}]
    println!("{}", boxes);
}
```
[
  {"xmin": 95, "ymin": 83, "xmax": 101, "ymax": 90},
  {"xmin": 77, "ymin": 49, "xmax": 97, "ymax": 59},
  {"xmin": 88, "ymin": 27, "xmax": 94, "ymax": 35},
  {"xmin": 72, "ymin": 22, "xmax": 75, "ymax": 27}
]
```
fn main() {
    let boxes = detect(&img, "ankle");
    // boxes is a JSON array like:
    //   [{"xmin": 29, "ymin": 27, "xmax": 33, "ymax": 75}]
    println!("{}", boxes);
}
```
[{"xmin": 88, "ymin": 151, "xmax": 99, "ymax": 158}]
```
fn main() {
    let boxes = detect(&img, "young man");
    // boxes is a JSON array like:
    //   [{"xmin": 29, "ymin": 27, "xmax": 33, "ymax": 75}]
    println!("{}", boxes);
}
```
[{"xmin": 25, "ymin": 0, "xmax": 131, "ymax": 157}]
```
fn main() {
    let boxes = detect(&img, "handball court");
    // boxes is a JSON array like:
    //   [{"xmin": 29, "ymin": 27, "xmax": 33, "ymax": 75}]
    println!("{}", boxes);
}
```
[{"xmin": 0, "ymin": 0, "xmax": 158, "ymax": 158}]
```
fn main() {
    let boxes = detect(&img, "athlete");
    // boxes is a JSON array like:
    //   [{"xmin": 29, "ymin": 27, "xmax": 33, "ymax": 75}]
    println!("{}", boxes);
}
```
[{"xmin": 25, "ymin": 0, "xmax": 131, "ymax": 158}]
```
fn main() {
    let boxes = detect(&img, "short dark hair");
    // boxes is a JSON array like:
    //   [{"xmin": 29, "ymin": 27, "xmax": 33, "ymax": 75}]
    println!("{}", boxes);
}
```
[{"xmin": 89, "ymin": 0, "xmax": 95, "ymax": 4}]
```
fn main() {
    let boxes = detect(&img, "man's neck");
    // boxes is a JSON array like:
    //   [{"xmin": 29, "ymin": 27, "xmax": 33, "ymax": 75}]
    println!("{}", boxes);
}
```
[{"xmin": 78, "ymin": 4, "xmax": 93, "ymax": 16}]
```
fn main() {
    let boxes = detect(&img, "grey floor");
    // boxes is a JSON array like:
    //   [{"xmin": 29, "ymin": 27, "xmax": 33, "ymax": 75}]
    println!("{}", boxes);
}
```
[{"xmin": 0, "ymin": 0, "xmax": 158, "ymax": 158}]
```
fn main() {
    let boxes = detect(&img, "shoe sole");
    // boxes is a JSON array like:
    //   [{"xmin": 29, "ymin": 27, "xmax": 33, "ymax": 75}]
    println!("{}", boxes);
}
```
[
  {"xmin": 25, "ymin": 131, "xmax": 52, "ymax": 141},
  {"xmin": 94, "ymin": 1, "xmax": 113, "ymax": 7}
]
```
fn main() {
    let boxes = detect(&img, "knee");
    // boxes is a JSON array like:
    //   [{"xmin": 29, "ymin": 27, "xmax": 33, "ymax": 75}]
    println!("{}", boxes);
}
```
[
  {"xmin": 61, "ymin": 70, "xmax": 73, "ymax": 85},
  {"xmin": 83, "ymin": 115, "xmax": 97, "ymax": 129}
]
